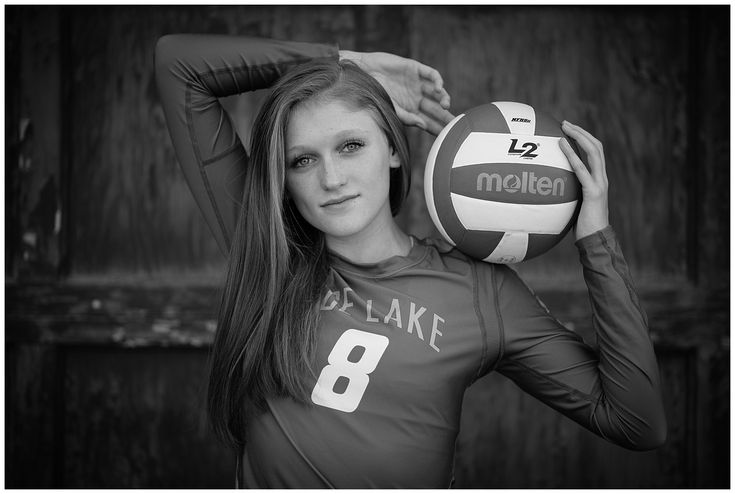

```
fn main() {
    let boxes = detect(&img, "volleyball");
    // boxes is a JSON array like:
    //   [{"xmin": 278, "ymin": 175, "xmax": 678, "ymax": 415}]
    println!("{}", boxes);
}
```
[{"xmin": 424, "ymin": 101, "xmax": 582, "ymax": 264}]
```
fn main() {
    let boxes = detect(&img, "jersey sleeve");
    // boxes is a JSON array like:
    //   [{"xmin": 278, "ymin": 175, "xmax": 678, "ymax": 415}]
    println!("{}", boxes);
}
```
[
  {"xmin": 154, "ymin": 34, "xmax": 339, "ymax": 253},
  {"xmin": 492, "ymin": 226, "xmax": 667, "ymax": 451}
]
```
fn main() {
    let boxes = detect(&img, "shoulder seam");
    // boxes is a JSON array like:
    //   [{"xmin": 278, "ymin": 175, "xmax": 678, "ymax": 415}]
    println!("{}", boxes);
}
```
[
  {"xmin": 600, "ymin": 234, "xmax": 648, "ymax": 325},
  {"xmin": 501, "ymin": 358, "xmax": 601, "ymax": 405},
  {"xmin": 489, "ymin": 265, "xmax": 505, "ymax": 373},
  {"xmin": 470, "ymin": 261, "xmax": 488, "ymax": 382},
  {"xmin": 185, "ymin": 81, "xmax": 232, "ymax": 250},
  {"xmin": 197, "ymin": 56, "xmax": 334, "ymax": 94},
  {"xmin": 202, "ymin": 141, "xmax": 245, "ymax": 166}
]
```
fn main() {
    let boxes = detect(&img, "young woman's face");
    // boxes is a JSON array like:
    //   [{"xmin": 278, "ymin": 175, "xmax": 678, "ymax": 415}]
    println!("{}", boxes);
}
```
[{"xmin": 285, "ymin": 98, "xmax": 401, "ymax": 243}]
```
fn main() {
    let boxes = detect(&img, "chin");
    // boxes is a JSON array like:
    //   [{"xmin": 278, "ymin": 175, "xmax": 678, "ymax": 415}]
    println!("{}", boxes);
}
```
[
  {"xmin": 321, "ymin": 224, "xmax": 366, "ymax": 239},
  {"xmin": 317, "ymin": 217, "xmax": 372, "ymax": 239}
]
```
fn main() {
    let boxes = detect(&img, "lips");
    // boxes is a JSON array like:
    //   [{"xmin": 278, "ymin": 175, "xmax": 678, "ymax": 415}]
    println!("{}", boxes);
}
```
[{"xmin": 321, "ymin": 194, "xmax": 359, "ymax": 207}]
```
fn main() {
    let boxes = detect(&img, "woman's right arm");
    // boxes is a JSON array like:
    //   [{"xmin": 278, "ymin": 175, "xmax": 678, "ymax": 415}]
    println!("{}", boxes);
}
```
[{"xmin": 154, "ymin": 34, "xmax": 339, "ymax": 254}]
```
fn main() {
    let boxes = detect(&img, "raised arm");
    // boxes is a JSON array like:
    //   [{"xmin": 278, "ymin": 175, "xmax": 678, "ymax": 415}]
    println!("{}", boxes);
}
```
[
  {"xmin": 489, "ymin": 123, "xmax": 666, "ymax": 450},
  {"xmin": 155, "ymin": 35, "xmax": 454, "ymax": 254},
  {"xmin": 492, "ymin": 228, "xmax": 666, "ymax": 450},
  {"xmin": 154, "ymin": 34, "xmax": 339, "ymax": 253}
]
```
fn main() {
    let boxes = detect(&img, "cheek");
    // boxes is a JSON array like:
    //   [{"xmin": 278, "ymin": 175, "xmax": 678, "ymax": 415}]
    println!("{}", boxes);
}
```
[
  {"xmin": 285, "ymin": 173, "xmax": 302, "ymax": 199},
  {"xmin": 285, "ymin": 175, "xmax": 313, "ymax": 212}
]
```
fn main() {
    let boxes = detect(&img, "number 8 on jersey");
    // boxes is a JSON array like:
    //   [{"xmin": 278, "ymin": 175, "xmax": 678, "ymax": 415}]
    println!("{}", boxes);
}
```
[{"xmin": 311, "ymin": 329, "xmax": 390, "ymax": 413}]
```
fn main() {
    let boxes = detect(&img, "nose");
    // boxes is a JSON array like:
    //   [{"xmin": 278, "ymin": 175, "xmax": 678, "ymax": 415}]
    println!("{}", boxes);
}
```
[{"xmin": 320, "ymin": 156, "xmax": 346, "ymax": 190}]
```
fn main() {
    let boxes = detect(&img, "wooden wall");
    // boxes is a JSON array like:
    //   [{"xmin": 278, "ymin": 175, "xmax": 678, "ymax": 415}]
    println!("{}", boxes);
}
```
[{"xmin": 5, "ymin": 5, "xmax": 730, "ymax": 488}]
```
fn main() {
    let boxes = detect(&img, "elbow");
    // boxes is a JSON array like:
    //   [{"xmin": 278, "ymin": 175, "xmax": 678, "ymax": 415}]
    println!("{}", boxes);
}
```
[
  {"xmin": 643, "ymin": 417, "xmax": 668, "ymax": 450},
  {"xmin": 629, "ymin": 423, "xmax": 667, "ymax": 451},
  {"xmin": 154, "ymin": 35, "xmax": 176, "ymax": 73},
  {"xmin": 619, "ymin": 414, "xmax": 668, "ymax": 452},
  {"xmin": 639, "ymin": 400, "xmax": 669, "ymax": 450},
  {"xmin": 154, "ymin": 34, "xmax": 188, "ymax": 79}
]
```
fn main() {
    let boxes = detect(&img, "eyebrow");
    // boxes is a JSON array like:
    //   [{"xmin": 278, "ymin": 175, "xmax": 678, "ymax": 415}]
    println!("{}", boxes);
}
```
[{"xmin": 286, "ymin": 129, "xmax": 370, "ymax": 156}]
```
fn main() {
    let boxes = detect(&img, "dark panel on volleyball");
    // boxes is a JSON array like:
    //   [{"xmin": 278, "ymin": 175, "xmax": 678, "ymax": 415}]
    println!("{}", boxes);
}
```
[
  {"xmin": 464, "ymin": 104, "xmax": 512, "ymax": 133},
  {"xmin": 457, "ymin": 230, "xmax": 506, "ymax": 260},
  {"xmin": 451, "ymin": 163, "xmax": 579, "ymax": 204}
]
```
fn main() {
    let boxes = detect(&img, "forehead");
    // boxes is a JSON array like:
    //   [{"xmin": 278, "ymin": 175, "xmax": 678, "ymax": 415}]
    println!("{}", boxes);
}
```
[{"xmin": 286, "ymin": 99, "xmax": 383, "ymax": 144}]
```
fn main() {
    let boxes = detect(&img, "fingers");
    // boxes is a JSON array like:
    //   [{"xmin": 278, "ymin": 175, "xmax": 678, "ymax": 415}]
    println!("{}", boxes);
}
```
[
  {"xmin": 561, "ymin": 120, "xmax": 606, "ymax": 177},
  {"xmin": 420, "ymin": 83, "xmax": 451, "ymax": 112},
  {"xmin": 397, "ymin": 104, "xmax": 452, "ymax": 136},
  {"xmin": 559, "ymin": 121, "xmax": 609, "ymax": 203},
  {"xmin": 423, "ymin": 115, "xmax": 451, "ymax": 136},
  {"xmin": 396, "ymin": 107, "xmax": 443, "ymax": 137},
  {"xmin": 419, "ymin": 98, "xmax": 455, "ymax": 128},
  {"xmin": 418, "ymin": 63, "xmax": 451, "ymax": 109},
  {"xmin": 559, "ymin": 137, "xmax": 593, "ymax": 188},
  {"xmin": 395, "ymin": 107, "xmax": 425, "ymax": 129},
  {"xmin": 417, "ymin": 63, "xmax": 443, "ymax": 92}
]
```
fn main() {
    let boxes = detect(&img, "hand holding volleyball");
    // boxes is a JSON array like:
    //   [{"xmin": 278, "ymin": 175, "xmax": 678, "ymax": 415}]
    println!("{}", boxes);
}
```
[
  {"xmin": 559, "ymin": 121, "xmax": 610, "ymax": 240},
  {"xmin": 339, "ymin": 50, "xmax": 455, "ymax": 135},
  {"xmin": 424, "ymin": 102, "xmax": 585, "ymax": 264}
]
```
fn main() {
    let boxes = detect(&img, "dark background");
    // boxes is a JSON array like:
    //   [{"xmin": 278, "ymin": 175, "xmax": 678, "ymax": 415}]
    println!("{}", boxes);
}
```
[{"xmin": 5, "ymin": 5, "xmax": 729, "ymax": 488}]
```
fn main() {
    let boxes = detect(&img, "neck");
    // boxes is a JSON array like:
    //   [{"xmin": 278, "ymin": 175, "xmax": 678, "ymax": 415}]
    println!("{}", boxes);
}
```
[{"xmin": 326, "ymin": 218, "xmax": 412, "ymax": 264}]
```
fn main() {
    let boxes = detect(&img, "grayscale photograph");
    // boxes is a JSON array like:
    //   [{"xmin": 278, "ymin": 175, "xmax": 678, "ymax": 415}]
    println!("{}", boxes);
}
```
[{"xmin": 5, "ymin": 4, "xmax": 729, "ymax": 489}]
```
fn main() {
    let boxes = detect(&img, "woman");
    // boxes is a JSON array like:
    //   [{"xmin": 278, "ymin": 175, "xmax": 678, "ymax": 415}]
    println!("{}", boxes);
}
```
[{"xmin": 155, "ymin": 34, "xmax": 666, "ymax": 488}]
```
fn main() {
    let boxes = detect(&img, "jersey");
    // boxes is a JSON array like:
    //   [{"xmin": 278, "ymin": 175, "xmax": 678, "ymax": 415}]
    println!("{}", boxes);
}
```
[{"xmin": 155, "ymin": 34, "xmax": 667, "ymax": 488}]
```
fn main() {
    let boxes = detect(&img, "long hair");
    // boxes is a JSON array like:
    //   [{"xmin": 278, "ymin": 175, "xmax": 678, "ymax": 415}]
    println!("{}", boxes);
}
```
[{"xmin": 207, "ymin": 58, "xmax": 411, "ymax": 450}]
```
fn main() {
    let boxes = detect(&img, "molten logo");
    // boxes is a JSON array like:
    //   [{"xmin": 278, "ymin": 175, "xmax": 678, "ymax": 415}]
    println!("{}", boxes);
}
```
[{"xmin": 476, "ymin": 171, "xmax": 566, "ymax": 196}]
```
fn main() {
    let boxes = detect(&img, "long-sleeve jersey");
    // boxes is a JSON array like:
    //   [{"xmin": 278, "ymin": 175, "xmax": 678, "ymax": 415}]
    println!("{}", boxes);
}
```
[{"xmin": 155, "ymin": 34, "xmax": 667, "ymax": 488}]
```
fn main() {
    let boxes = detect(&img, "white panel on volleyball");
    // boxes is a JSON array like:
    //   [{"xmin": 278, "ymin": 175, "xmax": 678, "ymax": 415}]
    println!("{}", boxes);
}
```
[
  {"xmin": 492, "ymin": 101, "xmax": 536, "ymax": 135},
  {"xmin": 450, "ymin": 193, "xmax": 578, "ymax": 234},
  {"xmin": 484, "ymin": 233, "xmax": 528, "ymax": 264},
  {"xmin": 452, "ymin": 133, "xmax": 568, "ymax": 170}
]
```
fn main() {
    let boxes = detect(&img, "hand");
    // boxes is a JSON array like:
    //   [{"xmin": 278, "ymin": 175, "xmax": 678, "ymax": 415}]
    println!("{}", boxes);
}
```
[
  {"xmin": 339, "ymin": 50, "xmax": 455, "ymax": 136},
  {"xmin": 559, "ymin": 121, "xmax": 610, "ymax": 240}
]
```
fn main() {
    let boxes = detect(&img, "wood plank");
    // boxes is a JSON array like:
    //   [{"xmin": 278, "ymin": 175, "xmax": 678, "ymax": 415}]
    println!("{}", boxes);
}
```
[
  {"xmin": 689, "ymin": 8, "xmax": 729, "ymax": 287},
  {"xmin": 65, "ymin": 5, "xmax": 368, "ymax": 274},
  {"xmin": 5, "ymin": 281, "xmax": 728, "ymax": 487},
  {"xmin": 6, "ymin": 6, "xmax": 63, "ymax": 279},
  {"xmin": 5, "ymin": 344, "xmax": 60, "ymax": 487},
  {"xmin": 61, "ymin": 346, "xmax": 233, "ymax": 487},
  {"xmin": 408, "ymin": 6, "xmax": 692, "ymax": 284}
]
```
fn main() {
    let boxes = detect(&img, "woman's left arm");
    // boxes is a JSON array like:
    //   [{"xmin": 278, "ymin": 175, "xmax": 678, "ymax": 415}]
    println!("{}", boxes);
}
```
[
  {"xmin": 492, "ymin": 125, "xmax": 667, "ymax": 450},
  {"xmin": 560, "ymin": 120, "xmax": 610, "ymax": 239}
]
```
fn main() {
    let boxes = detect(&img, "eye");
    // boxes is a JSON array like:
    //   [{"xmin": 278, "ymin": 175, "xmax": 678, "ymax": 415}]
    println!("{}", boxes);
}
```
[
  {"xmin": 290, "ymin": 155, "xmax": 315, "ymax": 169},
  {"xmin": 341, "ymin": 139, "xmax": 365, "ymax": 153}
]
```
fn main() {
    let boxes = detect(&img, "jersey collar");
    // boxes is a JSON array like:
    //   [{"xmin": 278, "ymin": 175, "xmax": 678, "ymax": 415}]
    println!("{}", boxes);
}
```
[{"xmin": 328, "ymin": 235, "xmax": 429, "ymax": 279}]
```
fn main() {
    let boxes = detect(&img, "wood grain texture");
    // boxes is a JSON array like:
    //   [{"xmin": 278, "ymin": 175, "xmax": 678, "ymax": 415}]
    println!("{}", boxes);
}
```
[
  {"xmin": 6, "ymin": 5, "xmax": 722, "ymax": 286},
  {"xmin": 62, "ymin": 347, "xmax": 232, "ymax": 488},
  {"xmin": 6, "ymin": 7, "xmax": 63, "ymax": 278},
  {"xmin": 408, "ymin": 6, "xmax": 692, "ymax": 284},
  {"xmin": 4, "ymin": 5, "xmax": 729, "ymax": 489},
  {"xmin": 5, "ymin": 344, "xmax": 60, "ymax": 487},
  {"xmin": 5, "ymin": 282, "xmax": 729, "ymax": 487},
  {"xmin": 689, "ymin": 9, "xmax": 729, "ymax": 287}
]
